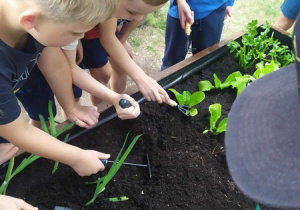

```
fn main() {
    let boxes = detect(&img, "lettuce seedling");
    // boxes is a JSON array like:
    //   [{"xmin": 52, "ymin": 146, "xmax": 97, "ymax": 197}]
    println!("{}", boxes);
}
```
[
  {"xmin": 253, "ymin": 60, "xmax": 280, "ymax": 79},
  {"xmin": 168, "ymin": 88, "xmax": 205, "ymax": 117},
  {"xmin": 199, "ymin": 71, "xmax": 255, "ymax": 96},
  {"xmin": 203, "ymin": 103, "xmax": 227, "ymax": 135},
  {"xmin": 86, "ymin": 132, "xmax": 142, "ymax": 206}
]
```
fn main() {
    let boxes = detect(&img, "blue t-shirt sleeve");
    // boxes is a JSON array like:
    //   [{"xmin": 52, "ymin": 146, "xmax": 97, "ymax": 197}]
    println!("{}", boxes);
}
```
[
  {"xmin": 281, "ymin": 0, "xmax": 300, "ymax": 20},
  {"xmin": 227, "ymin": 0, "xmax": 235, "ymax": 7}
]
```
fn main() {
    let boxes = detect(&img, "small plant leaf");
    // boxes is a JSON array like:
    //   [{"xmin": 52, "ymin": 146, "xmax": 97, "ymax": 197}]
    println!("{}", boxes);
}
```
[{"xmin": 198, "ymin": 80, "xmax": 215, "ymax": 91}]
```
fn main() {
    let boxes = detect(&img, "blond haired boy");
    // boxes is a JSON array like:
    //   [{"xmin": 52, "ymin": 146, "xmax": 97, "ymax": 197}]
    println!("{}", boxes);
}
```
[{"xmin": 0, "ymin": 0, "xmax": 140, "ymax": 180}]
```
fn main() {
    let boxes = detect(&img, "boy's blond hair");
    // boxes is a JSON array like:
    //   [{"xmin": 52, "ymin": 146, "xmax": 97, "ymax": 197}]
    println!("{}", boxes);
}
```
[
  {"xmin": 29, "ymin": 0, "xmax": 120, "ymax": 25},
  {"xmin": 142, "ymin": 0, "xmax": 168, "ymax": 6}
]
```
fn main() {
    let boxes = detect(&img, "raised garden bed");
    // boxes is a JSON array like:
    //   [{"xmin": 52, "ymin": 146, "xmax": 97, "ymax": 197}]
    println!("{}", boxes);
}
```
[{"xmin": 2, "ymin": 25, "xmax": 293, "ymax": 210}]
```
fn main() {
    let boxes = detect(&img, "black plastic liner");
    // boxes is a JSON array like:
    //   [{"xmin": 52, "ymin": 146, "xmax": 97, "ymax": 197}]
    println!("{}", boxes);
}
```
[{"xmin": 0, "ymin": 27, "xmax": 293, "ymax": 180}]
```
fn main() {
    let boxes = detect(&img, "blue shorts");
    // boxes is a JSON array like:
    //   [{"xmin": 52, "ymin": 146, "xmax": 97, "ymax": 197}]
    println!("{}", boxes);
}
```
[
  {"xmin": 16, "ymin": 65, "xmax": 83, "ymax": 121},
  {"xmin": 80, "ymin": 38, "xmax": 109, "ymax": 69},
  {"xmin": 161, "ymin": 3, "xmax": 226, "ymax": 70}
]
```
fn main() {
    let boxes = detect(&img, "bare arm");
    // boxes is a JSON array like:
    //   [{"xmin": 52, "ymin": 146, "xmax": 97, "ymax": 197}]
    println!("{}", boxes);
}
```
[
  {"xmin": 38, "ymin": 47, "xmax": 100, "ymax": 128},
  {"xmin": 99, "ymin": 18, "xmax": 170, "ymax": 103},
  {"xmin": 0, "ymin": 114, "xmax": 109, "ymax": 176},
  {"xmin": 0, "ymin": 195, "xmax": 37, "ymax": 210},
  {"xmin": 274, "ymin": 12, "xmax": 295, "ymax": 31},
  {"xmin": 62, "ymin": 48, "xmax": 140, "ymax": 120}
]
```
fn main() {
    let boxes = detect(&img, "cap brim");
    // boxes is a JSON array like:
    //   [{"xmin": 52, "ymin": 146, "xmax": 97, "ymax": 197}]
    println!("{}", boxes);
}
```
[{"xmin": 225, "ymin": 63, "xmax": 300, "ymax": 209}]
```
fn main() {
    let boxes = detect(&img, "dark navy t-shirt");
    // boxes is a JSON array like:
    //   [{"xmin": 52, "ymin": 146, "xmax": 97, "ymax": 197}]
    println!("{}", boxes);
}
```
[{"xmin": 0, "ymin": 35, "xmax": 44, "ymax": 125}]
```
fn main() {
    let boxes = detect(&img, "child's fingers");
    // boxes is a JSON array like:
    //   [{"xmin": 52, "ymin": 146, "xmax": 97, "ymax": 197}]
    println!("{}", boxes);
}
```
[
  {"xmin": 75, "ymin": 119, "xmax": 89, "ymax": 129},
  {"xmin": 16, "ymin": 198, "xmax": 38, "ymax": 210}
]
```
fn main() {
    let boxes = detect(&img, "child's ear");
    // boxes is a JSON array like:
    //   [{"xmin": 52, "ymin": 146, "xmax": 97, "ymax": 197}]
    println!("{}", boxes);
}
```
[{"xmin": 18, "ymin": 10, "xmax": 39, "ymax": 30}]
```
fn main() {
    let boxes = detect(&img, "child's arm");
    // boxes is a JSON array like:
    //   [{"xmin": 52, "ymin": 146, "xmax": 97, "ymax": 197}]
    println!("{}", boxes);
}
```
[
  {"xmin": 39, "ymin": 46, "xmax": 140, "ymax": 120},
  {"xmin": 38, "ymin": 47, "xmax": 99, "ymax": 129},
  {"xmin": 118, "ymin": 19, "xmax": 142, "ymax": 58},
  {"xmin": 0, "ymin": 194, "xmax": 37, "ymax": 210},
  {"xmin": 98, "ymin": 18, "xmax": 170, "ymax": 103},
  {"xmin": 0, "ymin": 114, "xmax": 110, "ymax": 176}
]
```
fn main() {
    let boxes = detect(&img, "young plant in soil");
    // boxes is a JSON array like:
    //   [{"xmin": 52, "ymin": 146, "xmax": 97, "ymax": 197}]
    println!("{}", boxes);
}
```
[
  {"xmin": 199, "ymin": 71, "xmax": 255, "ymax": 96},
  {"xmin": 85, "ymin": 132, "xmax": 142, "ymax": 206},
  {"xmin": 227, "ymin": 20, "xmax": 294, "ymax": 69},
  {"xmin": 168, "ymin": 88, "xmax": 205, "ymax": 116},
  {"xmin": 0, "ymin": 101, "xmax": 76, "ymax": 194},
  {"xmin": 38, "ymin": 100, "xmax": 76, "ymax": 174},
  {"xmin": 203, "ymin": 103, "xmax": 227, "ymax": 135}
]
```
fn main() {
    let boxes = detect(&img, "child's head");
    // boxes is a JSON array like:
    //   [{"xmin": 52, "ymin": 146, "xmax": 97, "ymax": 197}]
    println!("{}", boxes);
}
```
[
  {"xmin": 115, "ymin": 0, "xmax": 168, "ymax": 20},
  {"xmin": 10, "ymin": 0, "xmax": 119, "ymax": 46}
]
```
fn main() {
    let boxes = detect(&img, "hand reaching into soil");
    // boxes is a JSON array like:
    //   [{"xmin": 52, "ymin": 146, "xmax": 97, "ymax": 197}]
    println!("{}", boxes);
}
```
[
  {"xmin": 0, "ymin": 194, "xmax": 38, "ymax": 210},
  {"xmin": 64, "ymin": 104, "xmax": 99, "ymax": 129}
]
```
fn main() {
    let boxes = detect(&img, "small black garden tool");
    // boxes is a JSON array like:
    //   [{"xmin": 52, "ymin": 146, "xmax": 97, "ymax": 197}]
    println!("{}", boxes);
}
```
[
  {"xmin": 119, "ymin": 99, "xmax": 143, "ymax": 117},
  {"xmin": 185, "ymin": 21, "xmax": 196, "ymax": 54},
  {"xmin": 160, "ymin": 94, "xmax": 191, "ymax": 117},
  {"xmin": 101, "ymin": 154, "xmax": 152, "ymax": 179}
]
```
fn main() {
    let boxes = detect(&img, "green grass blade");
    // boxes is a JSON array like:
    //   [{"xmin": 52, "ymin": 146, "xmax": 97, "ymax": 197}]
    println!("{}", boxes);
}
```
[
  {"xmin": 38, "ymin": 114, "xmax": 49, "ymax": 135},
  {"xmin": 52, "ymin": 134, "xmax": 70, "ymax": 174},
  {"xmin": 48, "ymin": 100, "xmax": 57, "ymax": 136},
  {"xmin": 54, "ymin": 120, "xmax": 76, "ymax": 138},
  {"xmin": 107, "ymin": 196, "xmax": 128, "ymax": 202}
]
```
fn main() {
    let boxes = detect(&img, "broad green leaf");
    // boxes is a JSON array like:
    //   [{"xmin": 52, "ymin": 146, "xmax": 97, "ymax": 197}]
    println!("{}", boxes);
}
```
[
  {"xmin": 216, "ymin": 118, "xmax": 228, "ymax": 134},
  {"xmin": 188, "ymin": 91, "xmax": 205, "ymax": 107},
  {"xmin": 187, "ymin": 108, "xmax": 198, "ymax": 117},
  {"xmin": 198, "ymin": 80, "xmax": 215, "ymax": 91},
  {"xmin": 209, "ymin": 104, "xmax": 221, "ymax": 131},
  {"xmin": 168, "ymin": 88, "xmax": 185, "ymax": 105},
  {"xmin": 213, "ymin": 74, "xmax": 221, "ymax": 89},
  {"xmin": 182, "ymin": 91, "xmax": 191, "ymax": 105}
]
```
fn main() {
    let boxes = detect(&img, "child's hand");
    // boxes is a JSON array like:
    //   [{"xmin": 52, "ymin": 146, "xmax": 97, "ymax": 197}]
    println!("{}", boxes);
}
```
[
  {"xmin": 177, "ymin": 0, "xmax": 194, "ymax": 29},
  {"xmin": 135, "ymin": 74, "xmax": 170, "ymax": 103},
  {"xmin": 70, "ymin": 150, "xmax": 110, "ymax": 176},
  {"xmin": 0, "ymin": 195, "xmax": 38, "ymax": 210},
  {"xmin": 113, "ymin": 94, "xmax": 140, "ymax": 120},
  {"xmin": 65, "ymin": 104, "xmax": 99, "ymax": 129},
  {"xmin": 0, "ymin": 143, "xmax": 19, "ymax": 164}
]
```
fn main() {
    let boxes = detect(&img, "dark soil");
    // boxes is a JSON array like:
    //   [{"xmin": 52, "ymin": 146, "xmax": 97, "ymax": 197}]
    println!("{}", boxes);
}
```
[{"xmin": 7, "ymin": 52, "xmax": 263, "ymax": 210}]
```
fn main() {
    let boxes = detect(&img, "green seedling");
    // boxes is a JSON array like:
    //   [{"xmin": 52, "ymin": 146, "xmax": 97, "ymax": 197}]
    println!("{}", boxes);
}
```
[
  {"xmin": 168, "ymin": 88, "xmax": 205, "ymax": 117},
  {"xmin": 85, "ymin": 132, "xmax": 142, "ymax": 206},
  {"xmin": 227, "ymin": 20, "xmax": 294, "ymax": 69},
  {"xmin": 203, "ymin": 103, "xmax": 227, "ymax": 135},
  {"xmin": 253, "ymin": 60, "xmax": 280, "ymax": 79},
  {"xmin": 0, "ymin": 154, "xmax": 40, "ymax": 195},
  {"xmin": 0, "ymin": 101, "xmax": 76, "ymax": 195},
  {"xmin": 38, "ymin": 100, "xmax": 76, "ymax": 174},
  {"xmin": 199, "ymin": 71, "xmax": 255, "ymax": 96}
]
